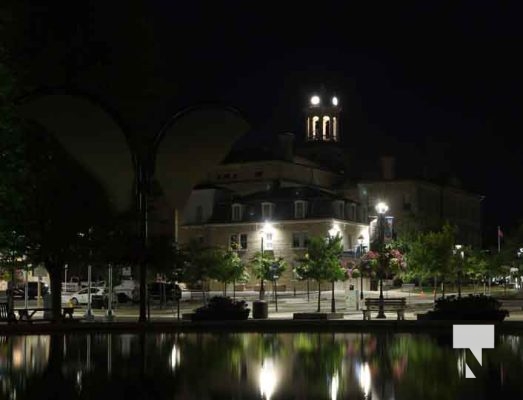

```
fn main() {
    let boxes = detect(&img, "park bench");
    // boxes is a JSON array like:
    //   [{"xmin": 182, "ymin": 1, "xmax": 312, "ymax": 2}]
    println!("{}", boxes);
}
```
[
  {"xmin": 363, "ymin": 297, "xmax": 407, "ymax": 320},
  {"xmin": 0, "ymin": 302, "xmax": 17, "ymax": 324},
  {"xmin": 13, "ymin": 307, "xmax": 75, "ymax": 322}
]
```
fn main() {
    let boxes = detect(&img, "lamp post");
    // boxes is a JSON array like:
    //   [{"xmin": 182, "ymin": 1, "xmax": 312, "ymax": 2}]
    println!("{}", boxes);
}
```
[
  {"xmin": 375, "ymin": 202, "xmax": 388, "ymax": 319},
  {"xmin": 259, "ymin": 227, "xmax": 265, "ymax": 301},
  {"xmin": 358, "ymin": 235, "xmax": 365, "ymax": 301},
  {"xmin": 80, "ymin": 228, "xmax": 94, "ymax": 321},
  {"xmin": 454, "ymin": 244, "xmax": 464, "ymax": 298},
  {"xmin": 106, "ymin": 263, "xmax": 114, "ymax": 321}
]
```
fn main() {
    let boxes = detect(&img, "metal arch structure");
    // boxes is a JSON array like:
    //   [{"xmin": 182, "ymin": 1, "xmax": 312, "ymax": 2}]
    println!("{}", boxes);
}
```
[{"xmin": 18, "ymin": 92, "xmax": 251, "ymax": 322}]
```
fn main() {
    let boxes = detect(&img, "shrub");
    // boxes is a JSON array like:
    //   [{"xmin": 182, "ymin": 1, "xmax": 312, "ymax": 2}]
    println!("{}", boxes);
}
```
[
  {"xmin": 192, "ymin": 296, "xmax": 250, "ymax": 321},
  {"xmin": 426, "ymin": 294, "xmax": 509, "ymax": 321}
]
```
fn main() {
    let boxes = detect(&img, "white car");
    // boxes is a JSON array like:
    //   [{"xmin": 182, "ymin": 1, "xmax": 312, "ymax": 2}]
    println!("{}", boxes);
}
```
[{"xmin": 62, "ymin": 287, "xmax": 105, "ymax": 306}]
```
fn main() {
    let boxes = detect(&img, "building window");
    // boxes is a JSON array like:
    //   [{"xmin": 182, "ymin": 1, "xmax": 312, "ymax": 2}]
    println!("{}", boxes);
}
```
[
  {"xmin": 265, "ymin": 232, "xmax": 273, "ymax": 250},
  {"xmin": 323, "ymin": 116, "xmax": 331, "ymax": 140},
  {"xmin": 312, "ymin": 116, "xmax": 320, "ymax": 139},
  {"xmin": 294, "ymin": 200, "xmax": 307, "ymax": 219},
  {"xmin": 230, "ymin": 233, "xmax": 248, "ymax": 250},
  {"xmin": 292, "ymin": 232, "xmax": 309, "ymax": 248},
  {"xmin": 195, "ymin": 206, "xmax": 203, "ymax": 223},
  {"xmin": 229, "ymin": 234, "xmax": 238, "ymax": 249},
  {"xmin": 334, "ymin": 201, "xmax": 344, "ymax": 219},
  {"xmin": 261, "ymin": 202, "xmax": 275, "ymax": 219},
  {"xmin": 240, "ymin": 233, "xmax": 248, "ymax": 250},
  {"xmin": 232, "ymin": 204, "xmax": 243, "ymax": 222}
]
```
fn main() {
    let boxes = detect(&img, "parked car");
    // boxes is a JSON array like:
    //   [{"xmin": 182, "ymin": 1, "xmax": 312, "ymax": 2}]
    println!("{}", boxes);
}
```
[
  {"xmin": 61, "ymin": 287, "xmax": 105, "ymax": 306},
  {"xmin": 13, "ymin": 282, "xmax": 49, "ymax": 300},
  {"xmin": 131, "ymin": 282, "xmax": 190, "ymax": 303}
]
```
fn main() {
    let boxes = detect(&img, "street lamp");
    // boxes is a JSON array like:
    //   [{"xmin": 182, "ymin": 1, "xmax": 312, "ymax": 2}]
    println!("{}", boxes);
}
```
[
  {"xmin": 328, "ymin": 224, "xmax": 340, "ymax": 313},
  {"xmin": 79, "ymin": 228, "xmax": 94, "ymax": 321},
  {"xmin": 375, "ymin": 202, "xmax": 388, "ymax": 319},
  {"xmin": 259, "ymin": 222, "xmax": 271, "ymax": 300},
  {"xmin": 454, "ymin": 244, "xmax": 464, "ymax": 298},
  {"xmin": 358, "ymin": 235, "xmax": 365, "ymax": 301}
]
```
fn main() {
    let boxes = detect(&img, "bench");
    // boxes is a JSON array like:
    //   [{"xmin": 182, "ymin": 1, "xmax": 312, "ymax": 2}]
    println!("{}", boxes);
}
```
[
  {"xmin": 363, "ymin": 297, "xmax": 407, "ymax": 320},
  {"xmin": 0, "ymin": 302, "xmax": 17, "ymax": 324},
  {"xmin": 14, "ymin": 307, "xmax": 75, "ymax": 322}
]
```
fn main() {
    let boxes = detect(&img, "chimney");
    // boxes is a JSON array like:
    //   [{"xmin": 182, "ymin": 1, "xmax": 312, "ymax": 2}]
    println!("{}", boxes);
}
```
[
  {"xmin": 380, "ymin": 156, "xmax": 395, "ymax": 180},
  {"xmin": 275, "ymin": 132, "xmax": 295, "ymax": 162}
]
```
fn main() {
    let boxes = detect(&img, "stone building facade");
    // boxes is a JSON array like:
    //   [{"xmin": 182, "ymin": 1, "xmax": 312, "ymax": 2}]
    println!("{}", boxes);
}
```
[{"xmin": 178, "ymin": 90, "xmax": 484, "ymax": 291}]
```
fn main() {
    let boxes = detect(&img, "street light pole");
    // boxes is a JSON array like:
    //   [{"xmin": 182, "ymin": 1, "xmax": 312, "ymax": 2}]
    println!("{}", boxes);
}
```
[
  {"xmin": 259, "ymin": 233, "xmax": 265, "ymax": 300},
  {"xmin": 84, "ymin": 228, "xmax": 94, "ymax": 321},
  {"xmin": 106, "ymin": 263, "xmax": 114, "ymax": 321},
  {"xmin": 375, "ymin": 202, "xmax": 388, "ymax": 319},
  {"xmin": 358, "ymin": 235, "xmax": 364, "ymax": 301}
]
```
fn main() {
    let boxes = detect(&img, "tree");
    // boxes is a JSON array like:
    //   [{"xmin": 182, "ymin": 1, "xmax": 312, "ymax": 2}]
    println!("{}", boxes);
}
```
[
  {"xmin": 209, "ymin": 249, "xmax": 248, "ymax": 297},
  {"xmin": 0, "ymin": 63, "xmax": 115, "ymax": 320},
  {"xmin": 294, "ymin": 255, "xmax": 313, "ymax": 301},
  {"xmin": 250, "ymin": 251, "xmax": 286, "ymax": 301},
  {"xmin": 305, "ymin": 234, "xmax": 343, "ymax": 312},
  {"xmin": 179, "ymin": 240, "xmax": 221, "ymax": 304},
  {"xmin": 404, "ymin": 223, "xmax": 455, "ymax": 301}
]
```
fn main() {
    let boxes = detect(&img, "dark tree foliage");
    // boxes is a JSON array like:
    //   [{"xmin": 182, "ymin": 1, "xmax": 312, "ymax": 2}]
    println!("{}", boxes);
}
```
[{"xmin": 0, "ymin": 62, "xmax": 116, "ymax": 320}]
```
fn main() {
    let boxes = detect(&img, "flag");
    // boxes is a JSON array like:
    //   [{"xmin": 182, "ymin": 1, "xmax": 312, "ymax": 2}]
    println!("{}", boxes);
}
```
[{"xmin": 498, "ymin": 226, "xmax": 504, "ymax": 238}]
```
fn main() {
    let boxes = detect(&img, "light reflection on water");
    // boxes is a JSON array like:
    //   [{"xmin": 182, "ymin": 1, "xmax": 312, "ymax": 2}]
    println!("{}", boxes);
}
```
[{"xmin": 0, "ymin": 332, "xmax": 523, "ymax": 399}]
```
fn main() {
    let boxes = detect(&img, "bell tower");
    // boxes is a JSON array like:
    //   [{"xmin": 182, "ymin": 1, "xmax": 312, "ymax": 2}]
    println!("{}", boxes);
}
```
[
  {"xmin": 297, "ymin": 88, "xmax": 349, "ymax": 174},
  {"xmin": 305, "ymin": 90, "xmax": 341, "ymax": 143}
]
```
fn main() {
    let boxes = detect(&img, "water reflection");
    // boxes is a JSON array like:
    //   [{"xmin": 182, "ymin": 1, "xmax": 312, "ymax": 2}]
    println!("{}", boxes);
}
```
[{"xmin": 1, "ymin": 332, "xmax": 523, "ymax": 398}]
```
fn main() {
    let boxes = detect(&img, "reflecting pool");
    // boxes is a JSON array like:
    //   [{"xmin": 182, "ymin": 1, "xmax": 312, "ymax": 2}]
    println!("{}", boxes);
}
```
[{"xmin": 1, "ymin": 332, "xmax": 522, "ymax": 399}]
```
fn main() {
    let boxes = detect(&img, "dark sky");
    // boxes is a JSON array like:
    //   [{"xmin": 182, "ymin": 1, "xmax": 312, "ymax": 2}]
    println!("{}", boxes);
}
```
[{"xmin": 8, "ymin": 1, "xmax": 523, "ymax": 243}]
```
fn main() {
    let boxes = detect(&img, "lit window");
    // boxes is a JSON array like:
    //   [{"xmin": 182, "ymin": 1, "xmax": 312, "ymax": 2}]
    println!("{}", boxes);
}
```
[
  {"xmin": 232, "ymin": 204, "xmax": 243, "ymax": 222},
  {"xmin": 312, "ymin": 116, "xmax": 320, "ymax": 139},
  {"xmin": 294, "ymin": 201, "xmax": 307, "ymax": 219},
  {"xmin": 323, "ymin": 116, "xmax": 331, "ymax": 140},
  {"xmin": 261, "ymin": 202, "xmax": 275, "ymax": 219},
  {"xmin": 230, "ymin": 233, "xmax": 248, "ymax": 250},
  {"xmin": 265, "ymin": 232, "xmax": 273, "ymax": 250},
  {"xmin": 229, "ymin": 234, "xmax": 238, "ymax": 249}
]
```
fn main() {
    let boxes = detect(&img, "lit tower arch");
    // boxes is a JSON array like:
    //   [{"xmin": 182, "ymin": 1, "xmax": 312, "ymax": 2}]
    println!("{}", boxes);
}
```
[{"xmin": 305, "ymin": 91, "xmax": 341, "ymax": 142}]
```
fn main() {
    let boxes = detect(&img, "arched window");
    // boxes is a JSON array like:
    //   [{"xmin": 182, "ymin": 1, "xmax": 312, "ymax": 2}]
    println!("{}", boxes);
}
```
[
  {"xmin": 323, "ymin": 116, "xmax": 331, "ymax": 140},
  {"xmin": 312, "ymin": 116, "xmax": 320, "ymax": 139}
]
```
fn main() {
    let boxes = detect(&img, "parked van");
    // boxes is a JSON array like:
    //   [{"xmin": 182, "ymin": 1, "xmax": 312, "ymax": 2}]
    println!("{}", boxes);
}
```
[{"xmin": 113, "ymin": 278, "xmax": 138, "ymax": 303}]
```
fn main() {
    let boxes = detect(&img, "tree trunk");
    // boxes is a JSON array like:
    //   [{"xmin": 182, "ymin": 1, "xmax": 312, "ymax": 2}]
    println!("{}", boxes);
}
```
[
  {"xmin": 223, "ymin": 282, "xmax": 227, "ymax": 297},
  {"xmin": 442, "ymin": 281, "xmax": 446, "ymax": 298},
  {"xmin": 433, "ymin": 276, "xmax": 437, "ymax": 303},
  {"xmin": 47, "ymin": 260, "xmax": 63, "ymax": 322},
  {"xmin": 307, "ymin": 279, "xmax": 310, "ymax": 302},
  {"xmin": 330, "ymin": 281, "xmax": 335, "ymax": 313},
  {"xmin": 317, "ymin": 281, "xmax": 321, "ymax": 312}
]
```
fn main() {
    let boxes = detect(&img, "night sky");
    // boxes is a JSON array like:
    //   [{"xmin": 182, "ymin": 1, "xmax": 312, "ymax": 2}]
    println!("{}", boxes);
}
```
[{"xmin": 8, "ymin": 1, "xmax": 523, "ymax": 245}]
